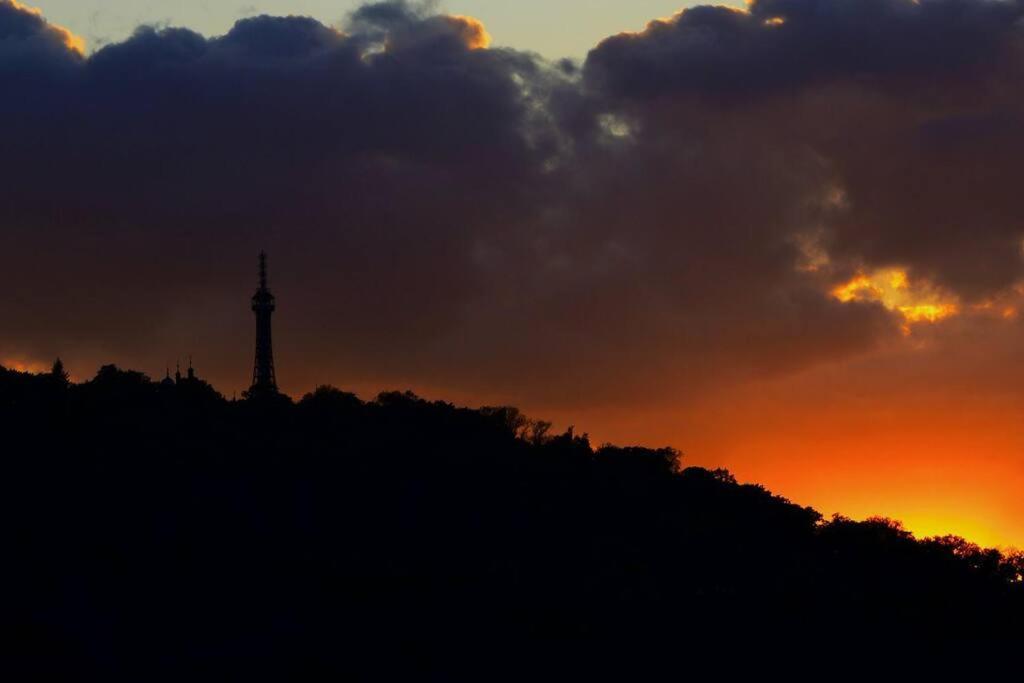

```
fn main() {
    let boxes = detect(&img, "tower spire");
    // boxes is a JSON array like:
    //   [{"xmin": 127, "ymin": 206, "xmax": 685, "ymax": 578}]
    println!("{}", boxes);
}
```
[{"xmin": 250, "ymin": 251, "xmax": 278, "ymax": 395}]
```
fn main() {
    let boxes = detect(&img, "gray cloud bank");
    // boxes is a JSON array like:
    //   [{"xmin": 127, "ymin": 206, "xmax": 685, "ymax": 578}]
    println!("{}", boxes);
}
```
[{"xmin": 2, "ymin": 0, "xmax": 1022, "ymax": 406}]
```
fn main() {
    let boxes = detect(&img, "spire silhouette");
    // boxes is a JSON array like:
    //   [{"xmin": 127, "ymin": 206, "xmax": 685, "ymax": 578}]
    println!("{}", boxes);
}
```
[{"xmin": 250, "ymin": 251, "xmax": 278, "ymax": 395}]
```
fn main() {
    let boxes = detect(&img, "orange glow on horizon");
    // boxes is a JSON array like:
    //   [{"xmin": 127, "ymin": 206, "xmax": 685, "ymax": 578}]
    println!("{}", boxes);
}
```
[
  {"xmin": 7, "ymin": 347, "xmax": 1022, "ymax": 551},
  {"xmin": 2, "ymin": 357, "xmax": 50, "ymax": 374},
  {"xmin": 560, "ymin": 373, "xmax": 1024, "ymax": 551},
  {"xmin": 549, "ymin": 304, "xmax": 1024, "ymax": 552}
]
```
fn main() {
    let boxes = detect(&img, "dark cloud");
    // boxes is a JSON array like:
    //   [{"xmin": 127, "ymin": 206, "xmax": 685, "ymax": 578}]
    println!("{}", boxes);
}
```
[
  {"xmin": 0, "ymin": 0, "xmax": 82, "ymax": 58},
  {"xmin": 586, "ymin": 0, "xmax": 1024, "ymax": 100},
  {"xmin": 0, "ymin": 0, "xmax": 81, "ymax": 88},
  {"xmin": 4, "ymin": 0, "xmax": 1024, "ymax": 410},
  {"xmin": 585, "ymin": 0, "xmax": 1024, "ymax": 298}
]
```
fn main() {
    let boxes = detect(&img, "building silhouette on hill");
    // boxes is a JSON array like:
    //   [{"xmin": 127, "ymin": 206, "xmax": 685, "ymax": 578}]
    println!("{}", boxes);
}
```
[
  {"xmin": 158, "ymin": 254, "xmax": 278, "ymax": 399},
  {"xmin": 161, "ymin": 358, "xmax": 196, "ymax": 388},
  {"xmin": 159, "ymin": 357, "xmax": 215, "ymax": 393}
]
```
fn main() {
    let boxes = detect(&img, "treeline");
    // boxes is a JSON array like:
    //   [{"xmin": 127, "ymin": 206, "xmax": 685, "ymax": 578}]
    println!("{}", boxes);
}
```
[{"xmin": 5, "ymin": 362, "xmax": 1024, "ymax": 676}]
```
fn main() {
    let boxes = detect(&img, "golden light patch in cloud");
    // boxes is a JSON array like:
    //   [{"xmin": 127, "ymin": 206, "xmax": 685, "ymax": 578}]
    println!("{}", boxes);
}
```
[
  {"xmin": 8, "ymin": 0, "xmax": 85, "ymax": 54},
  {"xmin": 832, "ymin": 268, "xmax": 959, "ymax": 330},
  {"xmin": 832, "ymin": 273, "xmax": 882, "ymax": 302},
  {"xmin": 447, "ymin": 15, "xmax": 491, "ymax": 50},
  {"xmin": 898, "ymin": 303, "xmax": 959, "ymax": 324}
]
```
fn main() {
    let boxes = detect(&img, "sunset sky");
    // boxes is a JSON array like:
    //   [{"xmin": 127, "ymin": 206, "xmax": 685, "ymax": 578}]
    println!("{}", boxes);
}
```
[
  {"xmin": 29, "ymin": 1, "xmax": 705, "ymax": 58},
  {"xmin": 3, "ymin": 0, "xmax": 1024, "ymax": 548}
]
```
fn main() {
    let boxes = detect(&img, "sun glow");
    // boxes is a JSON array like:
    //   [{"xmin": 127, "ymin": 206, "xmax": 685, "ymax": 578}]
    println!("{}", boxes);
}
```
[{"xmin": 832, "ymin": 268, "xmax": 959, "ymax": 330}]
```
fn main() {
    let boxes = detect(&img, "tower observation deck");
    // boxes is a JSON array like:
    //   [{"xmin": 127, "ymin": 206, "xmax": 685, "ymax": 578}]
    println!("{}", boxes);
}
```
[{"xmin": 250, "ymin": 252, "xmax": 278, "ymax": 395}]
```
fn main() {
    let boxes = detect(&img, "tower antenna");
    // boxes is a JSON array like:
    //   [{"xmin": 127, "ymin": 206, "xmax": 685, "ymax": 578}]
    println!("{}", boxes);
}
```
[{"xmin": 250, "ymin": 251, "xmax": 278, "ymax": 395}]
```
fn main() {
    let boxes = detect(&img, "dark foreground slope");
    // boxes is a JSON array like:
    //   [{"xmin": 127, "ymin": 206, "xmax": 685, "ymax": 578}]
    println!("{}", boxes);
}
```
[{"xmin": 5, "ymin": 365, "xmax": 1023, "ymax": 677}]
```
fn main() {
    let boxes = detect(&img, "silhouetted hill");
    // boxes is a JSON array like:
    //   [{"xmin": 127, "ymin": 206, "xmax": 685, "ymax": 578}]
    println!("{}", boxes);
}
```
[{"xmin": 5, "ymin": 364, "xmax": 1023, "ymax": 677}]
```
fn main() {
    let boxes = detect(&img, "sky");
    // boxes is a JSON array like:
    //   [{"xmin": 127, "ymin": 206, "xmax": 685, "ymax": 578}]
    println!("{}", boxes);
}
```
[
  {"xmin": 3, "ymin": 0, "xmax": 1024, "ymax": 549},
  {"xmin": 30, "ymin": 0, "xmax": 705, "ymax": 58}
]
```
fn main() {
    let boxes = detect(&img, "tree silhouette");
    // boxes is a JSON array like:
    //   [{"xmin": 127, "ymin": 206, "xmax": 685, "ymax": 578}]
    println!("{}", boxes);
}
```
[
  {"xmin": 50, "ymin": 358, "xmax": 69, "ymax": 386},
  {"xmin": 3, "ymin": 362, "xmax": 1021, "ymax": 678}
]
